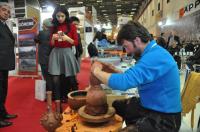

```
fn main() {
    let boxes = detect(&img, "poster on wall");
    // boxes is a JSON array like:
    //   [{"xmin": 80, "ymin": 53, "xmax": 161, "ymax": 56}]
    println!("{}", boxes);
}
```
[{"xmin": 18, "ymin": 17, "xmax": 38, "ymax": 76}]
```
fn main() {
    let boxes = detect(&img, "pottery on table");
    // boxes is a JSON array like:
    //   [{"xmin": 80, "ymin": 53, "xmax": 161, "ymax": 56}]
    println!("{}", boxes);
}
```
[
  {"xmin": 84, "ymin": 85, "xmax": 108, "ymax": 116},
  {"xmin": 67, "ymin": 90, "xmax": 87, "ymax": 110},
  {"xmin": 40, "ymin": 91, "xmax": 63, "ymax": 132}
]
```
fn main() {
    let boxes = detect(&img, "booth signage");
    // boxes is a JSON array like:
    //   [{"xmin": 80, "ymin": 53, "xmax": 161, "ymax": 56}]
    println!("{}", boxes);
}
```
[
  {"xmin": 179, "ymin": 0, "xmax": 200, "ymax": 18},
  {"xmin": 18, "ymin": 18, "xmax": 36, "ymax": 31}
]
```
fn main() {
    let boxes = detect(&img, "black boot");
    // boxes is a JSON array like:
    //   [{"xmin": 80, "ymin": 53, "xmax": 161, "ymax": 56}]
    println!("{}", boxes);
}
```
[{"xmin": 0, "ymin": 119, "xmax": 12, "ymax": 128}]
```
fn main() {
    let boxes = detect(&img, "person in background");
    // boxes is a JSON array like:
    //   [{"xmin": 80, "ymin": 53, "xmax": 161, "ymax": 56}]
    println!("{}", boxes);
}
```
[
  {"xmin": 35, "ymin": 18, "xmax": 52, "ymax": 80},
  {"xmin": 48, "ymin": 5, "xmax": 79, "ymax": 110},
  {"xmin": 167, "ymin": 32, "xmax": 182, "ymax": 69},
  {"xmin": 34, "ymin": 18, "xmax": 54, "ymax": 99},
  {"xmin": 91, "ymin": 21, "xmax": 181, "ymax": 132},
  {"xmin": 156, "ymin": 33, "xmax": 167, "ymax": 49},
  {"xmin": 70, "ymin": 16, "xmax": 83, "ymax": 65},
  {"xmin": 93, "ymin": 28, "xmax": 109, "ymax": 47},
  {"xmin": 0, "ymin": 2, "xmax": 17, "ymax": 128},
  {"xmin": 186, "ymin": 46, "xmax": 200, "ymax": 71}
]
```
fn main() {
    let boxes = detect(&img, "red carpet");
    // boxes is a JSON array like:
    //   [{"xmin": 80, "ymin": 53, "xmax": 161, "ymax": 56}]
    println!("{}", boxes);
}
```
[{"xmin": 0, "ymin": 58, "xmax": 91, "ymax": 132}]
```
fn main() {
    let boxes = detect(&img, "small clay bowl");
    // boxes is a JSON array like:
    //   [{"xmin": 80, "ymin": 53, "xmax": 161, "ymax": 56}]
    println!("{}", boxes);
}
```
[{"xmin": 68, "ymin": 90, "xmax": 87, "ymax": 110}]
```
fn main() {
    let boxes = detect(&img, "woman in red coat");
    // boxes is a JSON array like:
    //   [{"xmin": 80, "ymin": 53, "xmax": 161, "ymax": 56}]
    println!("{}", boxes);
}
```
[{"xmin": 48, "ymin": 5, "xmax": 80, "ymax": 111}]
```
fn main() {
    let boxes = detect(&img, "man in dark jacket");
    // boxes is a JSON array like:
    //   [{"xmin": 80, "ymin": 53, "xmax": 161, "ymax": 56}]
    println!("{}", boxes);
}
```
[
  {"xmin": 186, "ymin": 47, "xmax": 200, "ymax": 71},
  {"xmin": 157, "ymin": 33, "xmax": 167, "ymax": 49},
  {"xmin": 0, "ymin": 2, "xmax": 17, "ymax": 128}
]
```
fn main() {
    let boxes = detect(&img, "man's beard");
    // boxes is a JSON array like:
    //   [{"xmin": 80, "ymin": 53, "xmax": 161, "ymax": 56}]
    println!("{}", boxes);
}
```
[{"xmin": 133, "ymin": 43, "xmax": 142, "ymax": 60}]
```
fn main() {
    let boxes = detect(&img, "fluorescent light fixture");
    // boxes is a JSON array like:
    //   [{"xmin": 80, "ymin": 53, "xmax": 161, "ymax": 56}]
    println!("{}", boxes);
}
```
[
  {"xmin": 132, "ymin": 8, "xmax": 136, "ymax": 10},
  {"xmin": 60, "ymin": 3, "xmax": 65, "ymax": 6},
  {"xmin": 102, "ymin": 10, "xmax": 107, "ymax": 12},
  {"xmin": 97, "ymin": 0, "xmax": 102, "ymax": 2},
  {"xmin": 130, "ymin": 12, "xmax": 135, "ymax": 14},
  {"xmin": 47, "ymin": 6, "xmax": 54, "ymax": 12},
  {"xmin": 116, "ymin": 9, "xmax": 121, "ymax": 11},
  {"xmin": 77, "ymin": 1, "xmax": 83, "ymax": 4},
  {"xmin": 116, "ymin": 5, "xmax": 121, "ymax": 7}
]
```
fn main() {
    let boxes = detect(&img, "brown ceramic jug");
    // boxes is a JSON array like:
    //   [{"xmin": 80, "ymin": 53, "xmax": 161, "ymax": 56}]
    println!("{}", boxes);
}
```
[{"xmin": 40, "ymin": 91, "xmax": 63, "ymax": 132}]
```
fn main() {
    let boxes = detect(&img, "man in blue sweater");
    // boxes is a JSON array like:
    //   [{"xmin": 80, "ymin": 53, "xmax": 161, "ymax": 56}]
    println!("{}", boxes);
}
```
[{"xmin": 91, "ymin": 21, "xmax": 181, "ymax": 132}]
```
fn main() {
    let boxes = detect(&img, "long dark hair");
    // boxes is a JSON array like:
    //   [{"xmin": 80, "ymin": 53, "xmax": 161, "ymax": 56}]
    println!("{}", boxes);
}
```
[{"xmin": 52, "ymin": 5, "xmax": 71, "ymax": 34}]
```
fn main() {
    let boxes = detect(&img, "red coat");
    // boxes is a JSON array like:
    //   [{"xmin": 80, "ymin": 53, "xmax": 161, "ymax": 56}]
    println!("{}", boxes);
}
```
[{"xmin": 50, "ymin": 23, "xmax": 78, "ymax": 48}]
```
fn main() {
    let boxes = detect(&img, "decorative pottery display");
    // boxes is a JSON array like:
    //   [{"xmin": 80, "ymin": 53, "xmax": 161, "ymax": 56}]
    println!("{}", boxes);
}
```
[{"xmin": 40, "ymin": 91, "xmax": 63, "ymax": 132}]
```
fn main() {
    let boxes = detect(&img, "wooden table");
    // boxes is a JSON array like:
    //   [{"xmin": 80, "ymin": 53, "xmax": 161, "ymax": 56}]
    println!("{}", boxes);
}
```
[{"xmin": 56, "ymin": 107, "xmax": 123, "ymax": 132}]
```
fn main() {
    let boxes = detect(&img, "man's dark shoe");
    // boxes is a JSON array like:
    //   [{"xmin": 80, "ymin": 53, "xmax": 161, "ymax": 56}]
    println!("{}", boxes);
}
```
[
  {"xmin": 3, "ymin": 114, "xmax": 17, "ymax": 119},
  {"xmin": 0, "ymin": 120, "xmax": 12, "ymax": 128}
]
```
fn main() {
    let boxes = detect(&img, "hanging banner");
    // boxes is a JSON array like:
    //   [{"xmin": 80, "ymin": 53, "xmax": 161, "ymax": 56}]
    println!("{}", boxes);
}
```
[
  {"xmin": 179, "ymin": 0, "xmax": 200, "ymax": 18},
  {"xmin": 18, "ymin": 17, "xmax": 38, "ymax": 76}
]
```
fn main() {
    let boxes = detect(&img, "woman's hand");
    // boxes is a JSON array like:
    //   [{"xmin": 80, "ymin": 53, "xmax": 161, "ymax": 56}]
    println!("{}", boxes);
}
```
[
  {"xmin": 52, "ymin": 34, "xmax": 59, "ymax": 40},
  {"xmin": 62, "ymin": 34, "xmax": 70, "ymax": 42},
  {"xmin": 62, "ymin": 34, "xmax": 75, "ymax": 44}
]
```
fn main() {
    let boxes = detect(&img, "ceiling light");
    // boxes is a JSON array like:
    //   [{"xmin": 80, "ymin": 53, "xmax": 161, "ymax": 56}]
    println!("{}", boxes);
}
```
[
  {"xmin": 116, "ymin": 0, "xmax": 121, "ymax": 1},
  {"xmin": 47, "ymin": 6, "xmax": 54, "ymax": 12},
  {"xmin": 105, "ymin": 16, "xmax": 109, "ymax": 17},
  {"xmin": 100, "ymin": 6, "xmax": 104, "ymax": 8},
  {"xmin": 116, "ymin": 5, "xmax": 121, "ymax": 7},
  {"xmin": 77, "ymin": 1, "xmax": 83, "ymax": 4},
  {"xmin": 132, "ymin": 8, "xmax": 136, "ymax": 10},
  {"xmin": 130, "ymin": 12, "xmax": 135, "ymax": 14},
  {"xmin": 97, "ymin": 0, "xmax": 102, "ymax": 2},
  {"xmin": 116, "ymin": 9, "xmax": 121, "ymax": 11},
  {"xmin": 102, "ymin": 10, "xmax": 107, "ymax": 12},
  {"xmin": 60, "ymin": 3, "xmax": 65, "ymax": 6}
]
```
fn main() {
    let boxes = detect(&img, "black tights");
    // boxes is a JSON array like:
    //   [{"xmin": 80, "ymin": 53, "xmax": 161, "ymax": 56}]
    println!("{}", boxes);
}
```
[
  {"xmin": 51, "ymin": 75, "xmax": 78, "ymax": 100},
  {"xmin": 52, "ymin": 75, "xmax": 61, "ymax": 100}
]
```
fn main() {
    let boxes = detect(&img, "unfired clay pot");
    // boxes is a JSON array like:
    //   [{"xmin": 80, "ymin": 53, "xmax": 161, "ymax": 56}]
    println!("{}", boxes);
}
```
[
  {"xmin": 84, "ymin": 85, "xmax": 108, "ymax": 116},
  {"xmin": 68, "ymin": 90, "xmax": 87, "ymax": 110}
]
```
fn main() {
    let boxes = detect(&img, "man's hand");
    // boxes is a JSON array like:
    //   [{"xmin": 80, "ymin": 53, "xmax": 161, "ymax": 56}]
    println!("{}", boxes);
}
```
[
  {"xmin": 91, "ymin": 61, "xmax": 103, "ymax": 75},
  {"xmin": 90, "ymin": 61, "xmax": 112, "ymax": 85}
]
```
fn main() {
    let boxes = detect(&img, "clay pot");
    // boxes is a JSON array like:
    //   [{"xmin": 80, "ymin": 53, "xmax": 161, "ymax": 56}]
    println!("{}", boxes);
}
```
[
  {"xmin": 84, "ymin": 85, "xmax": 108, "ymax": 116},
  {"xmin": 101, "ymin": 62, "xmax": 121, "ymax": 73},
  {"xmin": 67, "ymin": 90, "xmax": 87, "ymax": 110},
  {"xmin": 40, "ymin": 91, "xmax": 63, "ymax": 132},
  {"xmin": 90, "ymin": 72, "xmax": 101, "ymax": 86}
]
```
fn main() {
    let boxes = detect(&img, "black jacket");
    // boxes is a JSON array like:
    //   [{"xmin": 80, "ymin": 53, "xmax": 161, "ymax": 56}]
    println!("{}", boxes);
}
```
[
  {"xmin": 75, "ymin": 34, "xmax": 83, "ymax": 59},
  {"xmin": 0, "ymin": 21, "xmax": 15, "ymax": 70}
]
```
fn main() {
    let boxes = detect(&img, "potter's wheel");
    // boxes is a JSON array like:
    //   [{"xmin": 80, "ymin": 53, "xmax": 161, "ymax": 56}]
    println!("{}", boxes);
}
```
[{"xmin": 78, "ymin": 106, "xmax": 115, "ymax": 123}]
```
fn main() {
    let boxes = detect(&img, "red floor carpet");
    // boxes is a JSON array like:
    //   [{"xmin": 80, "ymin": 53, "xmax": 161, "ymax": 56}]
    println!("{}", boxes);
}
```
[{"xmin": 0, "ymin": 58, "xmax": 91, "ymax": 132}]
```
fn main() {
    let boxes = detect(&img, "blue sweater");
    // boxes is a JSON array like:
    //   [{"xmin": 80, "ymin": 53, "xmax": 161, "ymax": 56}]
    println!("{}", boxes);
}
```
[{"xmin": 108, "ymin": 40, "xmax": 182, "ymax": 113}]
